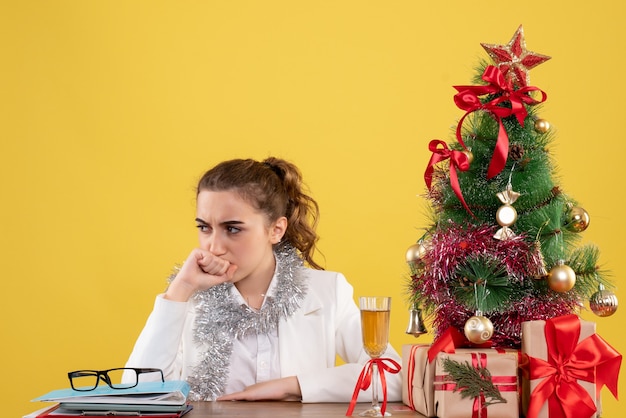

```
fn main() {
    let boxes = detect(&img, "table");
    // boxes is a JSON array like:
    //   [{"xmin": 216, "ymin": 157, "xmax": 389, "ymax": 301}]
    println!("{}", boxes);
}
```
[{"xmin": 185, "ymin": 401, "xmax": 423, "ymax": 417}]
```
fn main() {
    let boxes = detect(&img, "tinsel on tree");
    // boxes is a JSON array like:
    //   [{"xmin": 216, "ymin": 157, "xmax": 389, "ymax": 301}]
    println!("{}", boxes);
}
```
[{"xmin": 406, "ymin": 25, "xmax": 618, "ymax": 348}]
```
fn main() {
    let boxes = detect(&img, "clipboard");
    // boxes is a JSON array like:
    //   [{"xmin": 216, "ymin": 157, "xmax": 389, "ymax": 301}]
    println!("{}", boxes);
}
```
[{"xmin": 36, "ymin": 404, "xmax": 193, "ymax": 418}]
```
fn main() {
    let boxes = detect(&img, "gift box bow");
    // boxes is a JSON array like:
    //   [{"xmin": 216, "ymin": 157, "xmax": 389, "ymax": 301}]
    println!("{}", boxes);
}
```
[{"xmin": 525, "ymin": 314, "xmax": 622, "ymax": 418}]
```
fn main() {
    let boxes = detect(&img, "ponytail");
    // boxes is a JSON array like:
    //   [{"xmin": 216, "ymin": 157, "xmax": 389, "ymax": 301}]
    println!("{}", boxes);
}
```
[{"xmin": 262, "ymin": 157, "xmax": 322, "ymax": 269}]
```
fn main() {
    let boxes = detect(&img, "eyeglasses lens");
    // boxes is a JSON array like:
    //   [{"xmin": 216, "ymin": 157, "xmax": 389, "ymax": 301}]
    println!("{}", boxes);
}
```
[
  {"xmin": 70, "ymin": 371, "xmax": 100, "ymax": 391},
  {"xmin": 107, "ymin": 369, "xmax": 137, "ymax": 389}
]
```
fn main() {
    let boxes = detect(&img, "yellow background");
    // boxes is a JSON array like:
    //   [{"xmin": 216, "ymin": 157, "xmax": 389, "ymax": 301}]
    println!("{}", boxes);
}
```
[{"xmin": 2, "ymin": 2, "xmax": 624, "ymax": 417}]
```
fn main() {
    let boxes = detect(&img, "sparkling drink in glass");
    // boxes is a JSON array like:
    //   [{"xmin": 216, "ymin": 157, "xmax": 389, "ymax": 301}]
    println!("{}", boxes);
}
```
[{"xmin": 359, "ymin": 296, "xmax": 391, "ymax": 416}]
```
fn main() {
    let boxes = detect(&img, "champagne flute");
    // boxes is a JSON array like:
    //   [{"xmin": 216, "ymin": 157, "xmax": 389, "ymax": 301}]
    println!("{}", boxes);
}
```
[{"xmin": 359, "ymin": 296, "xmax": 391, "ymax": 417}]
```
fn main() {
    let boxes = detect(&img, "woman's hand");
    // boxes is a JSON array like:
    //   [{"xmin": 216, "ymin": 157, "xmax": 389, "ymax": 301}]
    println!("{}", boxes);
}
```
[
  {"xmin": 164, "ymin": 249, "xmax": 237, "ymax": 302},
  {"xmin": 216, "ymin": 377, "xmax": 302, "ymax": 401}
]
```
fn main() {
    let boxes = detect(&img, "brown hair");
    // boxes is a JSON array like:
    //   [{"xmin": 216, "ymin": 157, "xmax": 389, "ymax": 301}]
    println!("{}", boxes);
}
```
[{"xmin": 196, "ymin": 157, "xmax": 323, "ymax": 269}]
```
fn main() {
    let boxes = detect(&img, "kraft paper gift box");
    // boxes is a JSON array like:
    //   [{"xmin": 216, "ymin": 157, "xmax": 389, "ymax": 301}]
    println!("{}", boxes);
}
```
[
  {"xmin": 403, "ymin": 343, "xmax": 520, "ymax": 418},
  {"xmin": 433, "ymin": 350, "xmax": 519, "ymax": 418},
  {"xmin": 521, "ymin": 314, "xmax": 621, "ymax": 418},
  {"xmin": 402, "ymin": 344, "xmax": 437, "ymax": 417}
]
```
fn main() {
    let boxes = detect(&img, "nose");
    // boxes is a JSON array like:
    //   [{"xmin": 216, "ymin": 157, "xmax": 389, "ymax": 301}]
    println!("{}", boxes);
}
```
[{"xmin": 206, "ymin": 233, "xmax": 226, "ymax": 256}]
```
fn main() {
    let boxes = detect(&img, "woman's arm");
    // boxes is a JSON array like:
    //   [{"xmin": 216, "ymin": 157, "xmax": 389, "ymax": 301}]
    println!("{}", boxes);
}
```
[
  {"xmin": 296, "ymin": 273, "xmax": 403, "ymax": 403},
  {"xmin": 123, "ymin": 295, "xmax": 190, "ymax": 382},
  {"xmin": 216, "ymin": 376, "xmax": 302, "ymax": 401}
]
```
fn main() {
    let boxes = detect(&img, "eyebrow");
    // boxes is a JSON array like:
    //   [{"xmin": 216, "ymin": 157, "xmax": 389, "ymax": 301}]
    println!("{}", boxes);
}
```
[{"xmin": 195, "ymin": 218, "xmax": 245, "ymax": 226}]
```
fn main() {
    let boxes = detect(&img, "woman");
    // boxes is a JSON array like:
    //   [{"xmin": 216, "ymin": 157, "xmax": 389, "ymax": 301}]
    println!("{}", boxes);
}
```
[{"xmin": 123, "ymin": 157, "xmax": 402, "ymax": 402}]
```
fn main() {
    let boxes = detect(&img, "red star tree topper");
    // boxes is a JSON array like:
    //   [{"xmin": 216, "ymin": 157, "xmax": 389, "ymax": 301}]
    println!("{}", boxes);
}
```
[{"xmin": 481, "ymin": 25, "xmax": 551, "ymax": 88}]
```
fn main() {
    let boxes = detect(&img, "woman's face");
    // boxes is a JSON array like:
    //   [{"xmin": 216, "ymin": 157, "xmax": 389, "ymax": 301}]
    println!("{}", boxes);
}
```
[{"xmin": 195, "ymin": 190, "xmax": 286, "ymax": 284}]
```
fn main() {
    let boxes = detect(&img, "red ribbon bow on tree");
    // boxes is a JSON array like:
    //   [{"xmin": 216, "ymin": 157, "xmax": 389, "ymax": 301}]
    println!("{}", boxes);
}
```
[
  {"xmin": 453, "ymin": 65, "xmax": 547, "ymax": 179},
  {"xmin": 526, "ymin": 314, "xmax": 622, "ymax": 418},
  {"xmin": 424, "ymin": 139, "xmax": 473, "ymax": 216},
  {"xmin": 346, "ymin": 358, "xmax": 401, "ymax": 416}
]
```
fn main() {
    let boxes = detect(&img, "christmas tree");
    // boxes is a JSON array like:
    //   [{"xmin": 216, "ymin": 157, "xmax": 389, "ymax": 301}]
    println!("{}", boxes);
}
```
[{"xmin": 406, "ymin": 25, "xmax": 618, "ymax": 348}]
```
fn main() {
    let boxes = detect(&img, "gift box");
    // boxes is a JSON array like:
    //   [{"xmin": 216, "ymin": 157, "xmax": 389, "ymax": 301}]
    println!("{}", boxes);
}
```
[
  {"xmin": 433, "ymin": 350, "xmax": 519, "ymax": 418},
  {"xmin": 402, "ymin": 344, "xmax": 437, "ymax": 417},
  {"xmin": 402, "ymin": 342, "xmax": 520, "ymax": 418},
  {"xmin": 521, "ymin": 314, "xmax": 621, "ymax": 418}
]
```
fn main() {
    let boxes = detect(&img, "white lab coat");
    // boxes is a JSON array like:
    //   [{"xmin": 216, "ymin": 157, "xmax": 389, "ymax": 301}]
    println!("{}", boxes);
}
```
[{"xmin": 124, "ymin": 268, "xmax": 402, "ymax": 403}]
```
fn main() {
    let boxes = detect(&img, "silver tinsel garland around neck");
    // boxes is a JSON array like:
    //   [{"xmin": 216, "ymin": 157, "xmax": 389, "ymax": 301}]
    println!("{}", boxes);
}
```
[{"xmin": 187, "ymin": 244, "xmax": 308, "ymax": 401}]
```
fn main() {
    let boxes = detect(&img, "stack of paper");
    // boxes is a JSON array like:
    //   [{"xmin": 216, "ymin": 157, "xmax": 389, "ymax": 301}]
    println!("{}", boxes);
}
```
[{"xmin": 27, "ymin": 381, "xmax": 192, "ymax": 418}]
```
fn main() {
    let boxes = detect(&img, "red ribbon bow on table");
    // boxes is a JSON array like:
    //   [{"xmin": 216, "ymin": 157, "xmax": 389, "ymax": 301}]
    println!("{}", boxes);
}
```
[
  {"xmin": 525, "ymin": 314, "xmax": 622, "ymax": 418},
  {"xmin": 345, "ymin": 358, "xmax": 401, "ymax": 416},
  {"xmin": 424, "ymin": 139, "xmax": 473, "ymax": 216},
  {"xmin": 453, "ymin": 65, "xmax": 547, "ymax": 179}
]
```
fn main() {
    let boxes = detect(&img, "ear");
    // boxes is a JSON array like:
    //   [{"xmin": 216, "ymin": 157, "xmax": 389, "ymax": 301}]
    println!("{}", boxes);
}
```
[{"xmin": 269, "ymin": 216, "xmax": 288, "ymax": 244}]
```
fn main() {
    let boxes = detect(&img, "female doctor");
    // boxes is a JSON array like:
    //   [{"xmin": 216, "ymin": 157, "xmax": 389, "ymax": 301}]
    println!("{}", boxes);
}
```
[{"xmin": 123, "ymin": 157, "xmax": 402, "ymax": 402}]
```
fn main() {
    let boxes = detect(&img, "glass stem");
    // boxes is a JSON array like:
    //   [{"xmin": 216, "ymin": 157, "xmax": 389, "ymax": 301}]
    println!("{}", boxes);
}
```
[{"xmin": 371, "ymin": 361, "xmax": 380, "ymax": 410}]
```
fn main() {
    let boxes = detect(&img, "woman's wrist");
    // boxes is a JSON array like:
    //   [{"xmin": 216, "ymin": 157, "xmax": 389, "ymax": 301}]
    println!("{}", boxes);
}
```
[{"xmin": 164, "ymin": 277, "xmax": 196, "ymax": 302}]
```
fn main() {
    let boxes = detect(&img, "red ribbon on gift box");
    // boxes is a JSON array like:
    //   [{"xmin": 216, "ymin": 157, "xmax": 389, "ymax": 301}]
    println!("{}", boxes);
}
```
[
  {"xmin": 434, "ymin": 352, "xmax": 517, "ymax": 418},
  {"xmin": 427, "ymin": 327, "xmax": 493, "ymax": 363},
  {"xmin": 453, "ymin": 65, "xmax": 547, "ymax": 179},
  {"xmin": 406, "ymin": 345, "xmax": 420, "ymax": 410},
  {"xmin": 346, "ymin": 357, "xmax": 401, "ymax": 416},
  {"xmin": 525, "ymin": 314, "xmax": 622, "ymax": 418}
]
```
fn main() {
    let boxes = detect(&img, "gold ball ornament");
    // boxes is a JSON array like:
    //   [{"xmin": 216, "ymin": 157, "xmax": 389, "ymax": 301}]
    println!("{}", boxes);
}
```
[
  {"xmin": 406, "ymin": 242, "xmax": 427, "ymax": 263},
  {"xmin": 534, "ymin": 118, "xmax": 551, "ymax": 134},
  {"xmin": 547, "ymin": 261, "xmax": 576, "ymax": 292},
  {"xmin": 564, "ymin": 206, "xmax": 590, "ymax": 233},
  {"xmin": 589, "ymin": 284, "xmax": 618, "ymax": 317},
  {"xmin": 406, "ymin": 242, "xmax": 428, "ymax": 274},
  {"xmin": 464, "ymin": 312, "xmax": 494, "ymax": 344}
]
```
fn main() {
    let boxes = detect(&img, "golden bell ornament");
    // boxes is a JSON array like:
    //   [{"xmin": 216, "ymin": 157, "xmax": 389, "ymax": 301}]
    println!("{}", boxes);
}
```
[
  {"xmin": 589, "ymin": 284, "xmax": 618, "ymax": 317},
  {"xmin": 564, "ymin": 206, "xmax": 590, "ymax": 233},
  {"xmin": 405, "ymin": 303, "xmax": 428, "ymax": 337},
  {"xmin": 547, "ymin": 260, "xmax": 576, "ymax": 292},
  {"xmin": 463, "ymin": 311, "xmax": 494, "ymax": 344},
  {"xmin": 534, "ymin": 118, "xmax": 551, "ymax": 134}
]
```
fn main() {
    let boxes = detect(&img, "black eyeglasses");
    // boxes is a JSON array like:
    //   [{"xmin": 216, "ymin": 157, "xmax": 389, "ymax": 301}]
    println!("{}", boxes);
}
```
[{"xmin": 68, "ymin": 368, "xmax": 164, "ymax": 391}]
